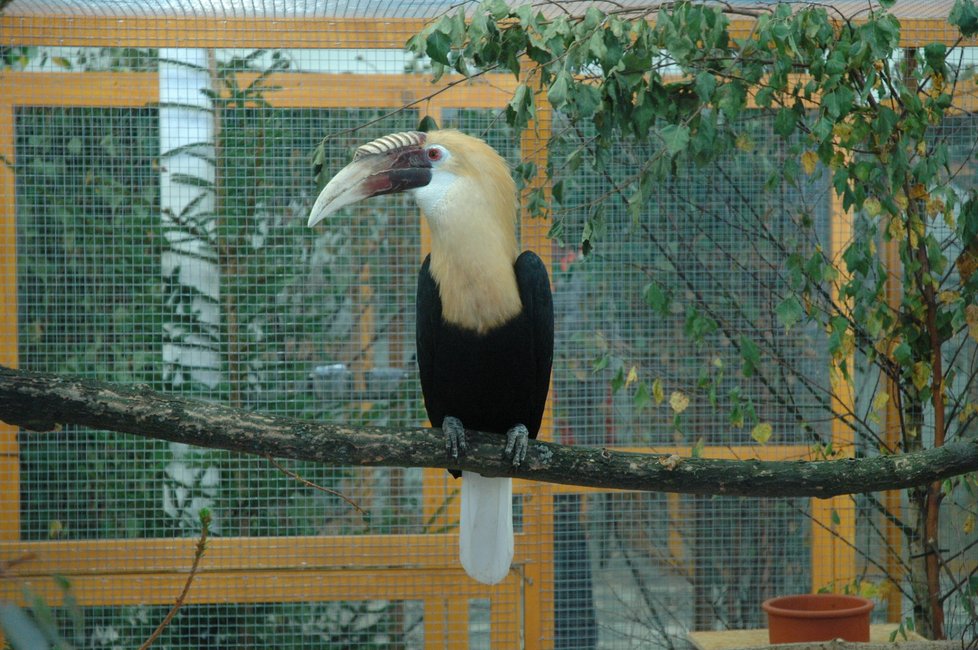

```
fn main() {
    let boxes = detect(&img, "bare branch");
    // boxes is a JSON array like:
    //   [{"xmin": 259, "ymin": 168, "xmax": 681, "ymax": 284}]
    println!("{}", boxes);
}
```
[{"xmin": 1, "ymin": 366, "xmax": 976, "ymax": 498}]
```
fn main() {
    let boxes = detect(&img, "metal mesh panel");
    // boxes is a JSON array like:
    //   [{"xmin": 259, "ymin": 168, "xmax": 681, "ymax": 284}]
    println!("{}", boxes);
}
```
[
  {"xmin": 1, "ymin": 5, "xmax": 976, "ymax": 649},
  {"xmin": 15, "ymin": 101, "xmax": 424, "ymax": 541},
  {"xmin": 543, "ymin": 114, "xmax": 822, "ymax": 648}
]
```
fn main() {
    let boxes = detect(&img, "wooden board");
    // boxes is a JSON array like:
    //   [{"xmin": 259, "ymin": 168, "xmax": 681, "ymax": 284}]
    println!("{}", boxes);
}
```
[{"xmin": 689, "ymin": 624, "xmax": 926, "ymax": 650}]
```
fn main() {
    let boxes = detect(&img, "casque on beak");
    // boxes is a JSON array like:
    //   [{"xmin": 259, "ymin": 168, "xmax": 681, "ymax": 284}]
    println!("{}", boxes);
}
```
[{"xmin": 307, "ymin": 131, "xmax": 433, "ymax": 227}]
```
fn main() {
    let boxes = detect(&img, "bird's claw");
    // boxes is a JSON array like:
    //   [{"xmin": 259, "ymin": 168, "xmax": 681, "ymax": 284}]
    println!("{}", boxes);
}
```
[
  {"xmin": 443, "ymin": 416, "xmax": 468, "ymax": 460},
  {"xmin": 505, "ymin": 424, "xmax": 529, "ymax": 468}
]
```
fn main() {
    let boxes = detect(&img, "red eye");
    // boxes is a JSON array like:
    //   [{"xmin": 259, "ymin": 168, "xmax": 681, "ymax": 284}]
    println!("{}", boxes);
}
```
[{"xmin": 427, "ymin": 147, "xmax": 442, "ymax": 161}]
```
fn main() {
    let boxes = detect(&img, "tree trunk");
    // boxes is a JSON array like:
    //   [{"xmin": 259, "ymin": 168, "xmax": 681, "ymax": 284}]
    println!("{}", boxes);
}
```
[
  {"xmin": 903, "ymin": 402, "xmax": 943, "ymax": 640},
  {"xmin": 159, "ymin": 48, "xmax": 221, "ymax": 390},
  {"xmin": 730, "ymin": 641, "xmax": 967, "ymax": 650}
]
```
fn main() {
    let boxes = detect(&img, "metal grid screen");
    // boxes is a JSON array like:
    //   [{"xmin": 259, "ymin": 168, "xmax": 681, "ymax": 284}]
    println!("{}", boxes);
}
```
[
  {"xmin": 0, "ymin": 2, "xmax": 974, "ymax": 649},
  {"xmin": 545, "ymin": 116, "xmax": 824, "ymax": 646}
]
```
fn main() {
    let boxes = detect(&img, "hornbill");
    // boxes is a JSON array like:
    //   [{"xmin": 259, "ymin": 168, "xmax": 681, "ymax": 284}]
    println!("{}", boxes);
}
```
[{"xmin": 308, "ymin": 129, "xmax": 553, "ymax": 584}]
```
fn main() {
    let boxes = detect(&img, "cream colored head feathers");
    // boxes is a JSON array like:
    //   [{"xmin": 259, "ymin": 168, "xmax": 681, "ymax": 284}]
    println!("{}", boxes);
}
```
[{"xmin": 415, "ymin": 130, "xmax": 517, "ymax": 256}]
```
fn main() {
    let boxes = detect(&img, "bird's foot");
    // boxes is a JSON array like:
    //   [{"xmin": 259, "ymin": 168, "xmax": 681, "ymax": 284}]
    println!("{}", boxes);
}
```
[
  {"xmin": 443, "ymin": 416, "xmax": 468, "ymax": 460},
  {"xmin": 505, "ymin": 424, "xmax": 529, "ymax": 468}
]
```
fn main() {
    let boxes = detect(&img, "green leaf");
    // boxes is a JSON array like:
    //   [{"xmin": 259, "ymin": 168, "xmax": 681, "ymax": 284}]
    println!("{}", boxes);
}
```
[
  {"xmin": 515, "ymin": 160, "xmax": 537, "ymax": 182},
  {"xmin": 418, "ymin": 115, "xmax": 439, "ymax": 132},
  {"xmin": 893, "ymin": 340, "xmax": 912, "ymax": 365},
  {"xmin": 551, "ymin": 179, "xmax": 565, "ymax": 205},
  {"xmin": 659, "ymin": 123, "xmax": 690, "ymax": 155},
  {"xmin": 611, "ymin": 366, "xmax": 625, "ymax": 393},
  {"xmin": 923, "ymin": 42, "xmax": 947, "ymax": 73},
  {"xmin": 717, "ymin": 79, "xmax": 747, "ymax": 120},
  {"xmin": 694, "ymin": 71, "xmax": 716, "ymax": 101},
  {"xmin": 429, "ymin": 61, "xmax": 446, "ymax": 84},
  {"xmin": 627, "ymin": 186, "xmax": 645, "ymax": 223},
  {"xmin": 754, "ymin": 85, "xmax": 775, "ymax": 108},
  {"xmin": 505, "ymin": 83, "xmax": 535, "ymax": 129},
  {"xmin": 643, "ymin": 282, "xmax": 672, "ymax": 315},
  {"xmin": 684, "ymin": 307, "xmax": 717, "ymax": 343},
  {"xmin": 775, "ymin": 295, "xmax": 805, "ymax": 331},
  {"xmin": 593, "ymin": 354, "xmax": 610, "ymax": 372},
  {"xmin": 580, "ymin": 204, "xmax": 606, "ymax": 256},
  {"xmin": 634, "ymin": 381, "xmax": 652, "ymax": 411},
  {"xmin": 774, "ymin": 107, "xmax": 797, "ymax": 137},
  {"xmin": 547, "ymin": 217, "xmax": 565, "ymax": 245},
  {"xmin": 482, "ymin": 0, "xmax": 511, "ymax": 21},
  {"xmin": 958, "ymin": 195, "xmax": 978, "ymax": 242},
  {"xmin": 740, "ymin": 336, "xmax": 760, "ymax": 377},
  {"xmin": 950, "ymin": 0, "xmax": 978, "ymax": 37},
  {"xmin": 547, "ymin": 70, "xmax": 571, "ymax": 109},
  {"xmin": 170, "ymin": 173, "xmax": 215, "ymax": 190},
  {"xmin": 588, "ymin": 29, "xmax": 608, "ymax": 63},
  {"xmin": 583, "ymin": 5, "xmax": 604, "ymax": 30},
  {"xmin": 568, "ymin": 82, "xmax": 602, "ymax": 118},
  {"xmin": 426, "ymin": 30, "xmax": 453, "ymax": 66}
]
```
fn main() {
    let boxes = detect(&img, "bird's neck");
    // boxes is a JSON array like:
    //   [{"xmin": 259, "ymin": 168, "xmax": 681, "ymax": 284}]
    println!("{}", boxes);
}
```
[{"xmin": 428, "ymin": 214, "xmax": 522, "ymax": 335}]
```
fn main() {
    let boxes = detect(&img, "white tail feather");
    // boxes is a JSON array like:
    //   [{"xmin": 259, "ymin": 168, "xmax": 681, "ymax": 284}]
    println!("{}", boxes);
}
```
[{"xmin": 459, "ymin": 471, "xmax": 513, "ymax": 584}]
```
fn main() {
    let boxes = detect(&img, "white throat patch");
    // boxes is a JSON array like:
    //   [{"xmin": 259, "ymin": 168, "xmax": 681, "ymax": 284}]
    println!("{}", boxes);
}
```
[{"xmin": 411, "ymin": 170, "xmax": 458, "ymax": 222}]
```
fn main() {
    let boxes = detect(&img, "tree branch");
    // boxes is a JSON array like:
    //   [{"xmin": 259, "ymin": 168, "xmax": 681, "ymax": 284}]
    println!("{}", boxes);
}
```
[{"xmin": 1, "ymin": 366, "xmax": 976, "ymax": 498}]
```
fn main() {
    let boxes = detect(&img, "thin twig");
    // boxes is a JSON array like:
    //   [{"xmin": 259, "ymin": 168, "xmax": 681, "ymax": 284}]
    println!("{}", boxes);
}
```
[
  {"xmin": 138, "ymin": 510, "xmax": 211, "ymax": 650},
  {"xmin": 0, "ymin": 552, "xmax": 37, "ymax": 578},
  {"xmin": 317, "ymin": 64, "xmax": 503, "ymax": 148},
  {"xmin": 266, "ymin": 454, "xmax": 367, "ymax": 516}
]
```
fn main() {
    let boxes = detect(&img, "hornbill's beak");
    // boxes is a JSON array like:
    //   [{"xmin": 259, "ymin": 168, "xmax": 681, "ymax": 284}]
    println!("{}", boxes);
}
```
[{"xmin": 307, "ymin": 131, "xmax": 432, "ymax": 227}]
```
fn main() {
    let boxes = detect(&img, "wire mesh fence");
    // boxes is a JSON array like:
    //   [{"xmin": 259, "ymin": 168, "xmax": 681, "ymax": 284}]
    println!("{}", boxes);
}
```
[{"xmin": 0, "ymin": 2, "xmax": 975, "ymax": 648}]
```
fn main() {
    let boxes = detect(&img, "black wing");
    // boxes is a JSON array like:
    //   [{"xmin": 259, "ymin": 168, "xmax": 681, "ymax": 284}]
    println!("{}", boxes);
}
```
[
  {"xmin": 416, "ymin": 254, "xmax": 444, "ymax": 427},
  {"xmin": 514, "ymin": 250, "xmax": 554, "ymax": 439}
]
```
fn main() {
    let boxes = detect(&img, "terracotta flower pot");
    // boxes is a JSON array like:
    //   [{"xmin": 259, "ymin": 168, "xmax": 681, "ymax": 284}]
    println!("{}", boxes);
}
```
[{"xmin": 762, "ymin": 594, "xmax": 875, "ymax": 643}]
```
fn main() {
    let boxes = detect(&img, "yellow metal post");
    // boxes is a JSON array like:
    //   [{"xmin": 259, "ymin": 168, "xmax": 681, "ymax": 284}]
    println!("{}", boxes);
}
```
[
  {"xmin": 0, "ymin": 99, "xmax": 19, "ymax": 544},
  {"xmin": 811, "ymin": 169, "xmax": 857, "ymax": 593},
  {"xmin": 520, "ymin": 94, "xmax": 556, "ymax": 650},
  {"xmin": 883, "ymin": 232, "xmax": 904, "ymax": 621}
]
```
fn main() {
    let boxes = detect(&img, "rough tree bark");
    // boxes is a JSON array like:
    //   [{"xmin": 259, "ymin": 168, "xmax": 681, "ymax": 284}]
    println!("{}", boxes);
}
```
[
  {"xmin": 731, "ymin": 640, "xmax": 970, "ymax": 650},
  {"xmin": 1, "ymin": 366, "xmax": 977, "ymax": 497}
]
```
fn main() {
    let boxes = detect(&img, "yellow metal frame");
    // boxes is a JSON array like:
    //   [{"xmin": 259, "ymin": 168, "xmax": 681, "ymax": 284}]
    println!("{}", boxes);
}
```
[
  {"xmin": 811, "ymin": 183, "xmax": 858, "ymax": 594},
  {"xmin": 1, "ymin": 14, "xmax": 968, "ymax": 49},
  {"xmin": 2, "ymin": 10, "xmax": 962, "ymax": 644},
  {"xmin": 0, "ymin": 97, "xmax": 16, "ymax": 545}
]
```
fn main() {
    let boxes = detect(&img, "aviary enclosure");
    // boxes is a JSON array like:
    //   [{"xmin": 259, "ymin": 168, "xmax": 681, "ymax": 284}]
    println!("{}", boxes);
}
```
[{"xmin": 0, "ymin": 0, "xmax": 976, "ymax": 648}]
